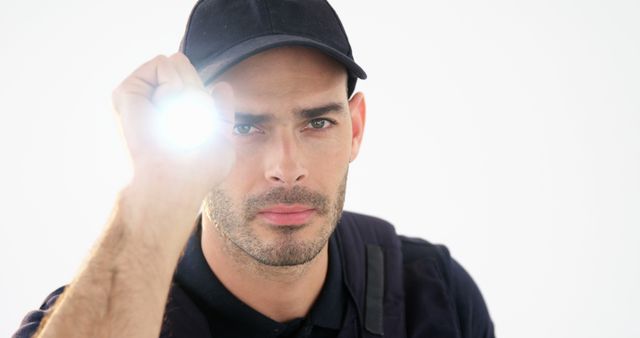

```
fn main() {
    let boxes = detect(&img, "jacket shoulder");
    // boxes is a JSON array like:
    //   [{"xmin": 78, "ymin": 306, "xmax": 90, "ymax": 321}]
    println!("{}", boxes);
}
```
[
  {"xmin": 12, "ymin": 286, "xmax": 65, "ymax": 338},
  {"xmin": 336, "ymin": 212, "xmax": 494, "ymax": 337},
  {"xmin": 399, "ymin": 236, "xmax": 496, "ymax": 338},
  {"xmin": 399, "ymin": 235, "xmax": 452, "ymax": 265}
]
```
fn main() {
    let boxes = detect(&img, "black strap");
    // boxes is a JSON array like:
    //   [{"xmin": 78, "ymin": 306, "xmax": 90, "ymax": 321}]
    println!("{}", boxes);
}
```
[{"xmin": 365, "ymin": 244, "xmax": 384, "ymax": 335}]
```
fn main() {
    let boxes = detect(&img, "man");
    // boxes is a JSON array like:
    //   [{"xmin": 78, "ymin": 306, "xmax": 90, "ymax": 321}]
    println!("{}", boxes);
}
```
[{"xmin": 13, "ymin": 0, "xmax": 495, "ymax": 337}]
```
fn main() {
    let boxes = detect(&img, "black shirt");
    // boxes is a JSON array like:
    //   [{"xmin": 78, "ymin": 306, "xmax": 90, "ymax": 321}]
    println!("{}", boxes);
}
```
[{"xmin": 173, "ymin": 224, "xmax": 346, "ymax": 338}]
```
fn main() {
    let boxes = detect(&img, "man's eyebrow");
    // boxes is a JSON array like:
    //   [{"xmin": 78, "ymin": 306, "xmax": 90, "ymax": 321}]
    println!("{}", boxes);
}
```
[
  {"xmin": 298, "ymin": 102, "xmax": 346, "ymax": 119},
  {"xmin": 233, "ymin": 103, "xmax": 346, "ymax": 123},
  {"xmin": 234, "ymin": 112, "xmax": 274, "ymax": 124}
]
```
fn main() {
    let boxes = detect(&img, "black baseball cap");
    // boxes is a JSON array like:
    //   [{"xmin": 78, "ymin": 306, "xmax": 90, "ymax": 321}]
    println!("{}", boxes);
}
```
[{"xmin": 179, "ymin": 0, "xmax": 367, "ymax": 97}]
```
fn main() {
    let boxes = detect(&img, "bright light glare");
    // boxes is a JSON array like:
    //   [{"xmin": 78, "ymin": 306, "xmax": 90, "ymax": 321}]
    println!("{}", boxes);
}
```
[{"xmin": 154, "ymin": 89, "xmax": 217, "ymax": 151}]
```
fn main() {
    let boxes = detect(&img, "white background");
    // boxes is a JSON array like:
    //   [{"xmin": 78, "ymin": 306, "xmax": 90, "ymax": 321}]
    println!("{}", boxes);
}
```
[{"xmin": 1, "ymin": 0, "xmax": 639, "ymax": 337}]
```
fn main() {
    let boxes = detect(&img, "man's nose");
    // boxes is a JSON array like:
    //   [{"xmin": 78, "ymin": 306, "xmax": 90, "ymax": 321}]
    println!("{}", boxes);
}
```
[{"xmin": 264, "ymin": 132, "xmax": 308, "ymax": 185}]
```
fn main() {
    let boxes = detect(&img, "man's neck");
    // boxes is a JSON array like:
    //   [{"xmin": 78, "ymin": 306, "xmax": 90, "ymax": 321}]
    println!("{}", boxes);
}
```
[{"xmin": 200, "ymin": 219, "xmax": 328, "ymax": 323}]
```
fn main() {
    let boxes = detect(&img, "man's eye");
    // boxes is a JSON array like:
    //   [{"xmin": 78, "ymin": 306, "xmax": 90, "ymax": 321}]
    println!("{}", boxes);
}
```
[
  {"xmin": 308, "ymin": 118, "xmax": 334, "ymax": 129},
  {"xmin": 233, "ymin": 124, "xmax": 257, "ymax": 135}
]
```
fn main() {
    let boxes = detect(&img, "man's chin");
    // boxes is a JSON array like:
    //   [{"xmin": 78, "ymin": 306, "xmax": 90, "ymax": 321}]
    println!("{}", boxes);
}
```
[
  {"xmin": 239, "ymin": 229, "xmax": 329, "ymax": 267},
  {"xmin": 250, "ymin": 242, "xmax": 326, "ymax": 267}
]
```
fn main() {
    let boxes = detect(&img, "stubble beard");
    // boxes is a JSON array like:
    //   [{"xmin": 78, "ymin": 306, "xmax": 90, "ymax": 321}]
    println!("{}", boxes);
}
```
[{"xmin": 204, "ymin": 173, "xmax": 347, "ymax": 267}]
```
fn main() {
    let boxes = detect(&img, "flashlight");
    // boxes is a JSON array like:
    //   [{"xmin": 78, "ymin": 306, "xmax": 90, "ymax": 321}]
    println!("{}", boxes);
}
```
[{"xmin": 154, "ymin": 89, "xmax": 218, "ymax": 151}]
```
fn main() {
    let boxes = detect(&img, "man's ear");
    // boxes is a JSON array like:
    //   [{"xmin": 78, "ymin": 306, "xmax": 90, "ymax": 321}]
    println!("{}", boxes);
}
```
[{"xmin": 348, "ymin": 92, "xmax": 366, "ymax": 162}]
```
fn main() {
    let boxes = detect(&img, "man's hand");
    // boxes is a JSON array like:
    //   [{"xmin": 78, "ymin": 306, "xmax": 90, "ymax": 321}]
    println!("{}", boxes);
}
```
[
  {"xmin": 34, "ymin": 53, "xmax": 233, "ymax": 338},
  {"xmin": 112, "ymin": 53, "xmax": 234, "ymax": 232}
]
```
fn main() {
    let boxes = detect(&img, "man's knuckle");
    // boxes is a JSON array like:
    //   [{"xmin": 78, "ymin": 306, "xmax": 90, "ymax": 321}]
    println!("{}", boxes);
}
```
[{"xmin": 154, "ymin": 54, "xmax": 168, "ymax": 63}]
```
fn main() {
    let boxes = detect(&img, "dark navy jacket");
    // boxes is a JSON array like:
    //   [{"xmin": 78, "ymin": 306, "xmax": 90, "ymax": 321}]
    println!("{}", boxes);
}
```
[{"xmin": 13, "ymin": 211, "xmax": 495, "ymax": 337}]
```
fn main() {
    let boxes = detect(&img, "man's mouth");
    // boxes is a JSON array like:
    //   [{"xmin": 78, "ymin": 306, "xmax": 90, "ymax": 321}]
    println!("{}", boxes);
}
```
[{"xmin": 257, "ymin": 204, "xmax": 316, "ymax": 225}]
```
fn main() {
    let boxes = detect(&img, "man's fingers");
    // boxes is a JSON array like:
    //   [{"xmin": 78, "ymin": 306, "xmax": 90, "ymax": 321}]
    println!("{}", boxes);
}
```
[
  {"xmin": 112, "ymin": 55, "xmax": 181, "ymax": 115},
  {"xmin": 113, "ymin": 53, "xmax": 208, "ymax": 116},
  {"xmin": 152, "ymin": 56, "xmax": 185, "ymax": 104},
  {"xmin": 168, "ymin": 52, "xmax": 205, "ymax": 90},
  {"xmin": 114, "ymin": 55, "xmax": 166, "ymax": 97}
]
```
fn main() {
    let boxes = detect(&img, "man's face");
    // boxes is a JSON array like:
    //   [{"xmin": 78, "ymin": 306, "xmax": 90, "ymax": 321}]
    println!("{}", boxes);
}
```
[{"xmin": 203, "ymin": 46, "xmax": 365, "ymax": 267}]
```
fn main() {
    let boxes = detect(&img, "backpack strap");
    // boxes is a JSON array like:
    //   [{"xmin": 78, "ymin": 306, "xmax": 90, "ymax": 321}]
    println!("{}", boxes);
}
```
[
  {"xmin": 365, "ymin": 244, "xmax": 384, "ymax": 335},
  {"xmin": 334, "ymin": 211, "xmax": 407, "ymax": 338}
]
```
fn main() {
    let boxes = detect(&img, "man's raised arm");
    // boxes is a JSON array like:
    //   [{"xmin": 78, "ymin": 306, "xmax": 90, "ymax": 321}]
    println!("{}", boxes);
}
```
[{"xmin": 31, "ymin": 53, "xmax": 234, "ymax": 338}]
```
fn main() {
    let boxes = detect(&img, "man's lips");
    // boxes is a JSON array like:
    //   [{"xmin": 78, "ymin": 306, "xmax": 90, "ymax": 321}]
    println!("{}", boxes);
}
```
[{"xmin": 257, "ymin": 205, "xmax": 315, "ymax": 225}]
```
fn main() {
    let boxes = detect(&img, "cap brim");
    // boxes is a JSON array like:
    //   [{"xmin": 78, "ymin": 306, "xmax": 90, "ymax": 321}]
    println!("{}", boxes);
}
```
[{"xmin": 193, "ymin": 34, "xmax": 367, "ymax": 85}]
